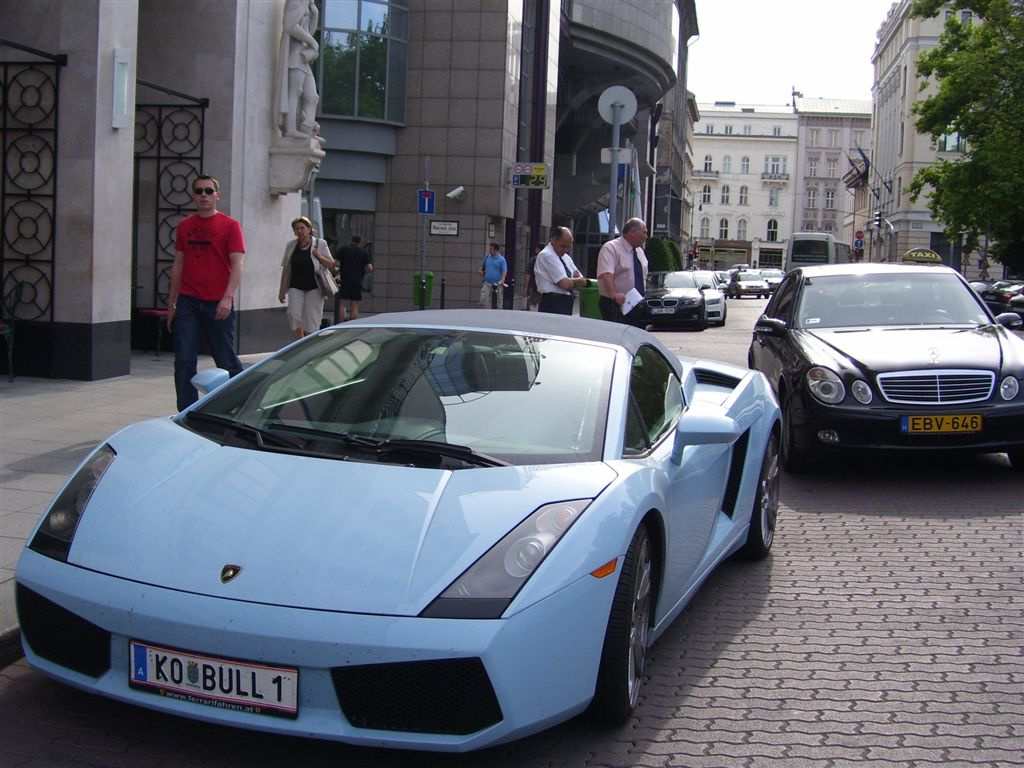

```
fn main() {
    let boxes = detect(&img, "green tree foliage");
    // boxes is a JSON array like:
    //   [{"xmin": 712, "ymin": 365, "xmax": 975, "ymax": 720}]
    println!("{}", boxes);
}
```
[
  {"xmin": 667, "ymin": 240, "xmax": 683, "ymax": 271},
  {"xmin": 644, "ymin": 236, "xmax": 673, "ymax": 272},
  {"xmin": 909, "ymin": 0, "xmax": 1024, "ymax": 273}
]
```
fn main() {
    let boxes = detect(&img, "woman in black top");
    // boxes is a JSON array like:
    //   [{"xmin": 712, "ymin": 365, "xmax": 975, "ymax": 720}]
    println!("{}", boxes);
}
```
[{"xmin": 278, "ymin": 216, "xmax": 335, "ymax": 338}]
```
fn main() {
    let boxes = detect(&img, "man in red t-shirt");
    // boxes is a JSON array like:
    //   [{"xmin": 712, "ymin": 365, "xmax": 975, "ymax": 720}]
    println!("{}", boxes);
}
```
[{"xmin": 167, "ymin": 174, "xmax": 245, "ymax": 410}]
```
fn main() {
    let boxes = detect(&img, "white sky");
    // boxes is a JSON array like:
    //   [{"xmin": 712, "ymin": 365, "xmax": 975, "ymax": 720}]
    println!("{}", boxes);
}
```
[{"xmin": 686, "ymin": 0, "xmax": 899, "ymax": 105}]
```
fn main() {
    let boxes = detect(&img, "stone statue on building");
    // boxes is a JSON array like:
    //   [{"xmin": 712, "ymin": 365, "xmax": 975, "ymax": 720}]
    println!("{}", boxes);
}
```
[
  {"xmin": 269, "ymin": 0, "xmax": 326, "ymax": 195},
  {"xmin": 275, "ymin": 0, "xmax": 320, "ymax": 139}
]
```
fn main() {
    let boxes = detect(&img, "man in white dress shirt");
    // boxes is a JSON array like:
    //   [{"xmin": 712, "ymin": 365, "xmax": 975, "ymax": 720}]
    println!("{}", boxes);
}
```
[
  {"xmin": 597, "ymin": 217, "xmax": 649, "ymax": 323},
  {"xmin": 533, "ymin": 226, "xmax": 587, "ymax": 315}
]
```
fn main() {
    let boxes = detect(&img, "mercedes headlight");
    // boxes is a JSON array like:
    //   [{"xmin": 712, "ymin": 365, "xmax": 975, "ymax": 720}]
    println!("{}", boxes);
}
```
[{"xmin": 806, "ymin": 366, "xmax": 846, "ymax": 405}]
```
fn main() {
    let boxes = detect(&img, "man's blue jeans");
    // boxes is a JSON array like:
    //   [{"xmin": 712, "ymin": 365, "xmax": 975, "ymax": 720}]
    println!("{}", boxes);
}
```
[{"xmin": 172, "ymin": 294, "xmax": 243, "ymax": 411}]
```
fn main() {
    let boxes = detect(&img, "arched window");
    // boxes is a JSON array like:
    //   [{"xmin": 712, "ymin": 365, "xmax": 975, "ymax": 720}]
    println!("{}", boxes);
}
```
[
  {"xmin": 737, "ymin": 219, "xmax": 748, "ymax": 240},
  {"xmin": 739, "ymin": 186, "xmax": 749, "ymax": 205},
  {"xmin": 741, "ymin": 156, "xmax": 750, "ymax": 174},
  {"xmin": 766, "ymin": 220, "xmax": 778, "ymax": 242},
  {"xmin": 700, "ymin": 217, "xmax": 711, "ymax": 239},
  {"xmin": 723, "ymin": 155, "xmax": 732, "ymax": 173},
  {"xmin": 701, "ymin": 185, "xmax": 712, "ymax": 204},
  {"xmin": 719, "ymin": 218, "xmax": 729, "ymax": 239},
  {"xmin": 721, "ymin": 185, "xmax": 731, "ymax": 204},
  {"xmin": 703, "ymin": 155, "xmax": 713, "ymax": 172}
]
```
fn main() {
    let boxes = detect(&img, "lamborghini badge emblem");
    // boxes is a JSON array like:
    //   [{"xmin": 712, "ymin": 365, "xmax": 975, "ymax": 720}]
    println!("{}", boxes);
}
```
[{"xmin": 220, "ymin": 564, "xmax": 242, "ymax": 583}]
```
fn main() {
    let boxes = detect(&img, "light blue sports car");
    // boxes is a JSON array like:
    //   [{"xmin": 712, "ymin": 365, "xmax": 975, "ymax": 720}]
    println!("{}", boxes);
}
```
[{"xmin": 16, "ymin": 309, "xmax": 781, "ymax": 752}]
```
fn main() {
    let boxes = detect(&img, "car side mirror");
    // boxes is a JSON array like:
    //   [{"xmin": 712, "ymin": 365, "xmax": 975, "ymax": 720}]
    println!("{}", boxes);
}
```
[
  {"xmin": 191, "ymin": 368, "xmax": 232, "ymax": 396},
  {"xmin": 670, "ymin": 409, "xmax": 741, "ymax": 465},
  {"xmin": 995, "ymin": 312, "xmax": 1023, "ymax": 330},
  {"xmin": 753, "ymin": 316, "xmax": 787, "ymax": 335}
]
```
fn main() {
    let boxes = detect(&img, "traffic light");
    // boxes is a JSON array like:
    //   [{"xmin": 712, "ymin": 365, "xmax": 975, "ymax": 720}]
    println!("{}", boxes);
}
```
[{"xmin": 875, "ymin": 211, "xmax": 884, "ymax": 229}]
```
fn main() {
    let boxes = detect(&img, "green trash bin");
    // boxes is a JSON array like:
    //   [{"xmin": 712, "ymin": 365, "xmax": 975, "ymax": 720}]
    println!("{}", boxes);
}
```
[
  {"xmin": 579, "ymin": 279, "xmax": 601, "ymax": 319},
  {"xmin": 413, "ymin": 271, "xmax": 434, "ymax": 307}
]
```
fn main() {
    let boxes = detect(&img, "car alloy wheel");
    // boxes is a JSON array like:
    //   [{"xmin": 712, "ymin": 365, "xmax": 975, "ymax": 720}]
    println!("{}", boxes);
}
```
[
  {"xmin": 741, "ymin": 432, "xmax": 779, "ymax": 559},
  {"xmin": 781, "ymin": 394, "xmax": 808, "ymax": 473},
  {"xmin": 590, "ymin": 522, "xmax": 652, "ymax": 725}
]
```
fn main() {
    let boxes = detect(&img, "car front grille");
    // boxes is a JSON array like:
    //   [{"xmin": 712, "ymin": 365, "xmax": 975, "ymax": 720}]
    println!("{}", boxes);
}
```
[
  {"xmin": 332, "ymin": 657, "xmax": 503, "ymax": 735},
  {"xmin": 16, "ymin": 584, "xmax": 111, "ymax": 677},
  {"xmin": 877, "ymin": 370, "xmax": 994, "ymax": 404},
  {"xmin": 647, "ymin": 298, "xmax": 698, "ymax": 308}
]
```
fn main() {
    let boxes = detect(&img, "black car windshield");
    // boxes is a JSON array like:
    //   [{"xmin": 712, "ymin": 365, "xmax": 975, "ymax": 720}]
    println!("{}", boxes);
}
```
[
  {"xmin": 663, "ymin": 272, "xmax": 699, "ymax": 289},
  {"xmin": 185, "ymin": 327, "xmax": 615, "ymax": 465},
  {"xmin": 796, "ymin": 272, "xmax": 992, "ymax": 329}
]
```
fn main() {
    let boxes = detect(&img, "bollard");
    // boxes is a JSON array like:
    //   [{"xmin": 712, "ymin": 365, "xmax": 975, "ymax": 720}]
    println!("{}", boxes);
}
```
[{"xmin": 440, "ymin": 277, "xmax": 446, "ymax": 309}]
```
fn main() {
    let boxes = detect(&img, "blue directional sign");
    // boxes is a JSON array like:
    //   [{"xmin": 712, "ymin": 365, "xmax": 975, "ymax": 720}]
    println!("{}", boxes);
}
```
[
  {"xmin": 854, "ymin": 238, "xmax": 864, "ymax": 248},
  {"xmin": 417, "ymin": 189, "xmax": 435, "ymax": 215}
]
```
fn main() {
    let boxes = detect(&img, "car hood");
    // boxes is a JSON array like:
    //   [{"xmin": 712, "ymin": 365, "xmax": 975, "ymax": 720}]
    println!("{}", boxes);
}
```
[
  {"xmin": 66, "ymin": 419, "xmax": 617, "ymax": 616},
  {"xmin": 800, "ymin": 324, "xmax": 1022, "ymax": 372}
]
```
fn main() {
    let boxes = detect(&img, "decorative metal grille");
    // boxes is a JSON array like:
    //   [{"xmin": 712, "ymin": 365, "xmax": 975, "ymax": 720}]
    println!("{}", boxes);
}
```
[
  {"xmin": 133, "ymin": 82, "xmax": 207, "ymax": 311},
  {"xmin": 1, "ymin": 40, "xmax": 65, "ymax": 322}
]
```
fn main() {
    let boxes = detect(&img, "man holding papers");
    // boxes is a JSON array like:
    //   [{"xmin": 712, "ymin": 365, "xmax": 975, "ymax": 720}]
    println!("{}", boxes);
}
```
[{"xmin": 597, "ymin": 217, "xmax": 649, "ymax": 324}]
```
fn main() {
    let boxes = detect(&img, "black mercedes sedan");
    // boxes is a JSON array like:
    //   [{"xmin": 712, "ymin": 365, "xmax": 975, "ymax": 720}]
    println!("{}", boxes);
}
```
[{"xmin": 748, "ymin": 263, "xmax": 1024, "ymax": 472}]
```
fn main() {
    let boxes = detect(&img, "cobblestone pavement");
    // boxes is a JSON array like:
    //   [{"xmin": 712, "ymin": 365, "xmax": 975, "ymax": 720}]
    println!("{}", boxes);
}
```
[{"xmin": 1, "ymin": 311, "xmax": 1022, "ymax": 767}]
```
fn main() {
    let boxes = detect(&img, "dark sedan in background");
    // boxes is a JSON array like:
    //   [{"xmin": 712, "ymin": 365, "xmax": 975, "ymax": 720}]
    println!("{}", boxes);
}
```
[
  {"xmin": 981, "ymin": 279, "xmax": 1024, "ymax": 315},
  {"xmin": 642, "ymin": 271, "xmax": 708, "ymax": 330},
  {"xmin": 748, "ymin": 263, "xmax": 1024, "ymax": 472}
]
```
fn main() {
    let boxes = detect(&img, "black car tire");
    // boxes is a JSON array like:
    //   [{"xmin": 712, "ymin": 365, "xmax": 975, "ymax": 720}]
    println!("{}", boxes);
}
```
[
  {"xmin": 590, "ymin": 522, "xmax": 652, "ymax": 726},
  {"xmin": 740, "ymin": 431, "xmax": 779, "ymax": 559},
  {"xmin": 1008, "ymin": 450, "xmax": 1024, "ymax": 470},
  {"xmin": 781, "ymin": 394, "xmax": 809, "ymax": 474},
  {"xmin": 697, "ymin": 313, "xmax": 708, "ymax": 331},
  {"xmin": 719, "ymin": 308, "xmax": 727, "ymax": 326}
]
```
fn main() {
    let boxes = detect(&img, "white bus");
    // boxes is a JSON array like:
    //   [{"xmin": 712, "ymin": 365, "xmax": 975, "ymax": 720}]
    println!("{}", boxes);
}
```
[{"xmin": 786, "ymin": 232, "xmax": 852, "ymax": 268}]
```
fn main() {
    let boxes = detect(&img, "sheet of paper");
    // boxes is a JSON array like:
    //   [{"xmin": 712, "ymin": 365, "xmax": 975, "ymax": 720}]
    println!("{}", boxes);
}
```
[{"xmin": 622, "ymin": 288, "xmax": 644, "ymax": 315}]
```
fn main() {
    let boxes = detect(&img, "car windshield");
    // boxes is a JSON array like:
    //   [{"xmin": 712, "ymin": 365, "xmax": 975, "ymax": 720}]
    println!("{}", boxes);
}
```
[
  {"xmin": 186, "ymin": 327, "xmax": 615, "ymax": 465},
  {"xmin": 690, "ymin": 271, "xmax": 718, "ymax": 288},
  {"xmin": 760, "ymin": 269, "xmax": 784, "ymax": 279},
  {"xmin": 736, "ymin": 272, "xmax": 762, "ymax": 282},
  {"xmin": 795, "ymin": 272, "xmax": 992, "ymax": 329},
  {"xmin": 663, "ymin": 272, "xmax": 698, "ymax": 289}
]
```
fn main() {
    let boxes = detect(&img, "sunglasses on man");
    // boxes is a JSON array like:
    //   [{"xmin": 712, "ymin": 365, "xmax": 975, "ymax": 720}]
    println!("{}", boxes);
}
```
[{"xmin": 193, "ymin": 187, "xmax": 217, "ymax": 196}]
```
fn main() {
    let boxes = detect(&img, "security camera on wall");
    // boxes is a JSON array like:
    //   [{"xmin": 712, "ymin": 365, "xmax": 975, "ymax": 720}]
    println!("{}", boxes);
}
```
[{"xmin": 446, "ymin": 186, "xmax": 466, "ymax": 202}]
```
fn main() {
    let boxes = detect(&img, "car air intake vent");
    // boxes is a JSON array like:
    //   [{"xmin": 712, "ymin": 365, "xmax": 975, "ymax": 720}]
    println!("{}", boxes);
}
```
[
  {"xmin": 696, "ymin": 369, "xmax": 741, "ymax": 389},
  {"xmin": 332, "ymin": 657, "xmax": 502, "ymax": 734},
  {"xmin": 16, "ymin": 584, "xmax": 111, "ymax": 677},
  {"xmin": 877, "ymin": 370, "xmax": 994, "ymax": 404}
]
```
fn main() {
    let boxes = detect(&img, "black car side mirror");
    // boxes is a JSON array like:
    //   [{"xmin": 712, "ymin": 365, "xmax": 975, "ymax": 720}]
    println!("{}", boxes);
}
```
[
  {"xmin": 994, "ymin": 312, "xmax": 1023, "ymax": 330},
  {"xmin": 753, "ymin": 316, "xmax": 787, "ymax": 335}
]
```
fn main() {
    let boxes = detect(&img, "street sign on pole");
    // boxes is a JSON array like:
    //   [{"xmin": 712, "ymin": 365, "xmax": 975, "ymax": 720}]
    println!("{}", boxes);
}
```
[{"xmin": 417, "ymin": 189, "xmax": 435, "ymax": 215}]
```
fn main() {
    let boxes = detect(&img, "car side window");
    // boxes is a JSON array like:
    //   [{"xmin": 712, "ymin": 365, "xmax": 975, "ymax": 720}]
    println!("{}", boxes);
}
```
[
  {"xmin": 624, "ymin": 346, "xmax": 683, "ymax": 455},
  {"xmin": 765, "ymin": 275, "xmax": 797, "ymax": 322}
]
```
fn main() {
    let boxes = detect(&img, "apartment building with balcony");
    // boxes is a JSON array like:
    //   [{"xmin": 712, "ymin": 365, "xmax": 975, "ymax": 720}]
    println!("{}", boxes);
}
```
[
  {"xmin": 689, "ymin": 102, "xmax": 797, "ymax": 269},
  {"xmin": 792, "ymin": 98, "xmax": 872, "ymax": 247}
]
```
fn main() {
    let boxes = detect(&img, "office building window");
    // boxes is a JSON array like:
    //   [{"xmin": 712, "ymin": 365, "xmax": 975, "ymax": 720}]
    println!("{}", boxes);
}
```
[
  {"xmin": 765, "ymin": 155, "xmax": 787, "ymax": 175},
  {"xmin": 700, "ymin": 217, "xmax": 711, "ymax": 239},
  {"xmin": 741, "ymin": 156, "xmax": 750, "ymax": 174},
  {"xmin": 721, "ymin": 185, "xmax": 730, "ymax": 204},
  {"xmin": 807, "ymin": 188, "xmax": 817, "ymax": 208},
  {"xmin": 742, "ymin": 125, "xmax": 752, "ymax": 135},
  {"xmin": 723, "ymin": 155, "xmax": 732, "ymax": 173},
  {"xmin": 808, "ymin": 158, "xmax": 818, "ymax": 177},
  {"xmin": 705, "ymin": 124, "xmax": 715, "ymax": 134},
  {"xmin": 724, "ymin": 125, "xmax": 733, "ymax": 135},
  {"xmin": 825, "ymin": 189, "xmax": 835, "ymax": 209},
  {"xmin": 320, "ymin": 0, "xmax": 409, "ymax": 122},
  {"xmin": 737, "ymin": 219, "xmax": 748, "ymax": 240},
  {"xmin": 701, "ymin": 185, "xmax": 712, "ymax": 204},
  {"xmin": 719, "ymin": 218, "xmax": 729, "ymax": 239},
  {"xmin": 773, "ymin": 125, "xmax": 782, "ymax": 136},
  {"xmin": 809, "ymin": 128, "xmax": 819, "ymax": 146},
  {"xmin": 827, "ymin": 159, "xmax": 838, "ymax": 177},
  {"xmin": 828, "ymin": 129, "xmax": 839, "ymax": 147},
  {"xmin": 769, "ymin": 187, "xmax": 779, "ymax": 207},
  {"xmin": 704, "ymin": 155, "xmax": 713, "ymax": 172},
  {"xmin": 766, "ymin": 219, "xmax": 778, "ymax": 241},
  {"xmin": 739, "ymin": 186, "xmax": 748, "ymax": 205}
]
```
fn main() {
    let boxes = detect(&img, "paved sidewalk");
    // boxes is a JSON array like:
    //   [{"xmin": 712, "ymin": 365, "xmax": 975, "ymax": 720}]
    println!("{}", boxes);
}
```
[{"xmin": 0, "ymin": 352, "xmax": 267, "ymax": 663}]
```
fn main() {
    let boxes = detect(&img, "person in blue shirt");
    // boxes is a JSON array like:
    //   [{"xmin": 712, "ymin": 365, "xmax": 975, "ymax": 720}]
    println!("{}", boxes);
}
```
[{"xmin": 479, "ymin": 242, "xmax": 508, "ymax": 309}]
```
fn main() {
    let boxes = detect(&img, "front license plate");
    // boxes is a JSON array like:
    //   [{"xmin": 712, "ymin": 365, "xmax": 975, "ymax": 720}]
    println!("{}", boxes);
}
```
[
  {"xmin": 651, "ymin": 307, "xmax": 675, "ymax": 314},
  {"xmin": 901, "ymin": 414, "xmax": 982, "ymax": 434},
  {"xmin": 129, "ymin": 641, "xmax": 298, "ymax": 718}
]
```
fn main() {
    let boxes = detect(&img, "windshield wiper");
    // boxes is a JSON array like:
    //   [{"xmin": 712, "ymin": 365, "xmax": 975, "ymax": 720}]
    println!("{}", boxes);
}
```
[
  {"xmin": 374, "ymin": 438, "xmax": 509, "ymax": 468},
  {"xmin": 182, "ymin": 412, "xmax": 305, "ymax": 450}
]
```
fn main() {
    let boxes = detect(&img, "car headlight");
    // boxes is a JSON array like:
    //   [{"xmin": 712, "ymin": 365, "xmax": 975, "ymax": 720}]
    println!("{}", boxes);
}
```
[
  {"xmin": 851, "ymin": 379, "xmax": 873, "ymax": 404},
  {"xmin": 806, "ymin": 366, "xmax": 846, "ymax": 405},
  {"xmin": 706, "ymin": 296, "xmax": 723, "ymax": 306},
  {"xmin": 28, "ymin": 444, "xmax": 115, "ymax": 562},
  {"xmin": 420, "ymin": 499, "xmax": 591, "ymax": 619},
  {"xmin": 1000, "ymin": 376, "xmax": 1020, "ymax": 400}
]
